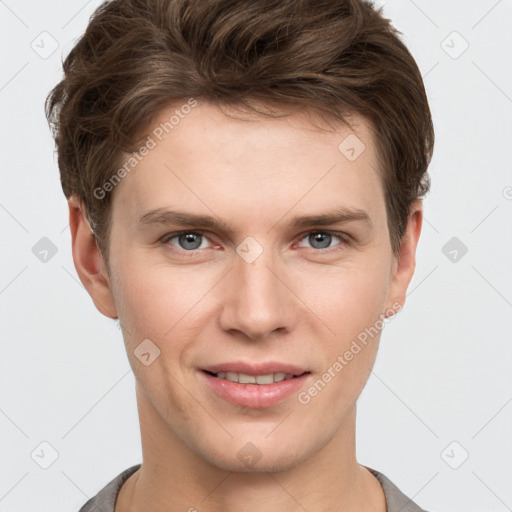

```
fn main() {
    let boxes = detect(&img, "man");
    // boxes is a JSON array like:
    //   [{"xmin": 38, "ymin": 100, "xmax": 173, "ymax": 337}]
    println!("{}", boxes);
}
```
[{"xmin": 46, "ymin": 0, "xmax": 434, "ymax": 510}]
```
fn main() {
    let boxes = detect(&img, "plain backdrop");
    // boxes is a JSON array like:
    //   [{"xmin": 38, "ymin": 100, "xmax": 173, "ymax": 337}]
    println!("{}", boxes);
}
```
[{"xmin": 1, "ymin": 1, "xmax": 511, "ymax": 511}]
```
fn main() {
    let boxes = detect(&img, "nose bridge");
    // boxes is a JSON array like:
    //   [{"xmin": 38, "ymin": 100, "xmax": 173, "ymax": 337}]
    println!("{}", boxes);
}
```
[{"xmin": 218, "ymin": 240, "xmax": 295, "ymax": 340}]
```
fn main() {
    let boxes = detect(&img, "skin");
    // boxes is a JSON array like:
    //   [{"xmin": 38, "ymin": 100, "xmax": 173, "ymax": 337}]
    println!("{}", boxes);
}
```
[{"xmin": 68, "ymin": 101, "xmax": 422, "ymax": 512}]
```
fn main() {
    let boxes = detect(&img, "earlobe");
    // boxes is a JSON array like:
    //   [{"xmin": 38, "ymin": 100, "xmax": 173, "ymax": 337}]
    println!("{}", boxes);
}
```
[
  {"xmin": 68, "ymin": 195, "xmax": 118, "ymax": 319},
  {"xmin": 385, "ymin": 199, "xmax": 423, "ymax": 314}
]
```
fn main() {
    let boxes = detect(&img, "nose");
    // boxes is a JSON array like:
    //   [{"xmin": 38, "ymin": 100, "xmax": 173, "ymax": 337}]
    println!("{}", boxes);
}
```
[{"xmin": 217, "ymin": 245, "xmax": 298, "ymax": 341}]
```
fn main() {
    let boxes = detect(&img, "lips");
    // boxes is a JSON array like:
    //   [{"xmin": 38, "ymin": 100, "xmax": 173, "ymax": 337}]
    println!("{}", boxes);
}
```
[{"xmin": 199, "ymin": 362, "xmax": 311, "ymax": 408}]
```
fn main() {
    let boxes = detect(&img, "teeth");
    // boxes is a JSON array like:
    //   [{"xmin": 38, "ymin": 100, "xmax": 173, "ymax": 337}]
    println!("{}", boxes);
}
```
[
  {"xmin": 239, "ymin": 373, "xmax": 256, "ymax": 383},
  {"xmin": 214, "ymin": 371, "xmax": 298, "ymax": 384},
  {"xmin": 255, "ymin": 374, "xmax": 274, "ymax": 384}
]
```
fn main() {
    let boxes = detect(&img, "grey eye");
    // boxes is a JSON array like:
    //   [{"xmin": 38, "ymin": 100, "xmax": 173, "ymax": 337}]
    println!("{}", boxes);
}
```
[
  {"xmin": 308, "ymin": 232, "xmax": 333, "ymax": 249},
  {"xmin": 177, "ymin": 233, "xmax": 204, "ymax": 250}
]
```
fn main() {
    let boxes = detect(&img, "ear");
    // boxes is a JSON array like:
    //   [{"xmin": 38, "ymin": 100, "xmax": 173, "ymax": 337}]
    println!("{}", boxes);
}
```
[
  {"xmin": 68, "ymin": 195, "xmax": 118, "ymax": 319},
  {"xmin": 385, "ymin": 199, "xmax": 423, "ymax": 316}
]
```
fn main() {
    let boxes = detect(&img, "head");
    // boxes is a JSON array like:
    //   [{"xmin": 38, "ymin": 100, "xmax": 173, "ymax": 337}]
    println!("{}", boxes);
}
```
[{"xmin": 46, "ymin": 0, "xmax": 433, "ymax": 473}]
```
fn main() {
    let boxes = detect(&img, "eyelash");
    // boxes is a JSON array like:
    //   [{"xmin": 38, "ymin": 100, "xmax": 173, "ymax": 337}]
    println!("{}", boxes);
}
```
[{"xmin": 159, "ymin": 230, "xmax": 352, "ymax": 254}]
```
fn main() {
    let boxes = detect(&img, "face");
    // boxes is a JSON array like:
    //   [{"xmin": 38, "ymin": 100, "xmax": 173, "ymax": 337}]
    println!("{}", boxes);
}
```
[{"xmin": 73, "ymin": 101, "xmax": 421, "ymax": 473}]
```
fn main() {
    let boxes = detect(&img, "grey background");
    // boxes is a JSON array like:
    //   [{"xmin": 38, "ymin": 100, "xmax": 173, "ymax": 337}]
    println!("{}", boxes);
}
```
[{"xmin": 1, "ymin": 0, "xmax": 511, "ymax": 510}]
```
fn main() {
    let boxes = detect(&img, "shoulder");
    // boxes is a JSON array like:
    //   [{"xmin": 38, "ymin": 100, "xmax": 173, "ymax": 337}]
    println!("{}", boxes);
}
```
[
  {"xmin": 364, "ymin": 466, "xmax": 430, "ymax": 512},
  {"xmin": 78, "ymin": 464, "xmax": 142, "ymax": 512}
]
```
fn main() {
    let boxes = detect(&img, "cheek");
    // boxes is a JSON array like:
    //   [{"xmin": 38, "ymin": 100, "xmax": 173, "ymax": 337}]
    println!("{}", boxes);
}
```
[
  {"xmin": 294, "ymin": 258, "xmax": 389, "ymax": 398},
  {"xmin": 111, "ymin": 254, "xmax": 218, "ymax": 347},
  {"xmin": 111, "ymin": 257, "xmax": 211, "ymax": 402},
  {"xmin": 298, "ymin": 258, "xmax": 391, "ymax": 342},
  {"xmin": 299, "ymin": 261, "xmax": 390, "ymax": 409}
]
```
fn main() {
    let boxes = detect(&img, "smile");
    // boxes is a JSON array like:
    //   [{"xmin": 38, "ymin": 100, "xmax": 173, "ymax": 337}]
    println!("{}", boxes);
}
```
[
  {"xmin": 200, "ymin": 366, "xmax": 312, "ymax": 408},
  {"xmin": 205, "ymin": 371, "xmax": 306, "ymax": 384}
]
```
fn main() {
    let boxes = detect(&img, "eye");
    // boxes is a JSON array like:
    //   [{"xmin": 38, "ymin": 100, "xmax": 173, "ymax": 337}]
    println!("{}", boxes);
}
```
[
  {"xmin": 161, "ymin": 231, "xmax": 212, "ymax": 251},
  {"xmin": 297, "ymin": 231, "xmax": 348, "ymax": 250}
]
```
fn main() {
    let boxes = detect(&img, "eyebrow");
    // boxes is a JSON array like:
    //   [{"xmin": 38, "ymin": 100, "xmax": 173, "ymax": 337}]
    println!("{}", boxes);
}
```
[
  {"xmin": 138, "ymin": 206, "xmax": 373, "ymax": 233},
  {"xmin": 291, "ymin": 208, "xmax": 372, "ymax": 229},
  {"xmin": 139, "ymin": 208, "xmax": 233, "ymax": 232}
]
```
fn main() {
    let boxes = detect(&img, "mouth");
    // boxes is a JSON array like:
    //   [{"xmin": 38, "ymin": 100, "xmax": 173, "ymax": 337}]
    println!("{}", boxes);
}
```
[
  {"xmin": 202, "ymin": 370, "xmax": 309, "ymax": 384},
  {"xmin": 199, "ymin": 363, "xmax": 312, "ymax": 408}
]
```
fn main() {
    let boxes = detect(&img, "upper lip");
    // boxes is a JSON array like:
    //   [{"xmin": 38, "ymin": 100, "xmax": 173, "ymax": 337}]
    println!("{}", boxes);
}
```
[{"xmin": 201, "ymin": 361, "xmax": 309, "ymax": 376}]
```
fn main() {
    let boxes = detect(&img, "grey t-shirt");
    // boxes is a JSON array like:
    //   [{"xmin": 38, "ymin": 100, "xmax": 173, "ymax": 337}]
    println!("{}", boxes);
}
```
[{"xmin": 78, "ymin": 463, "xmax": 428, "ymax": 511}]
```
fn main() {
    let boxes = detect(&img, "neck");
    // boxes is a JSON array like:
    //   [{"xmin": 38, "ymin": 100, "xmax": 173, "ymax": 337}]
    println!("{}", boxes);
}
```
[{"xmin": 116, "ymin": 385, "xmax": 386, "ymax": 512}]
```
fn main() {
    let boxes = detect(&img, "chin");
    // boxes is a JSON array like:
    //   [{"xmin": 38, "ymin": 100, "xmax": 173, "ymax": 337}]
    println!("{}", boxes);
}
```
[
  {"xmin": 207, "ymin": 451, "xmax": 307, "ymax": 474},
  {"xmin": 194, "ymin": 434, "xmax": 314, "ymax": 474}
]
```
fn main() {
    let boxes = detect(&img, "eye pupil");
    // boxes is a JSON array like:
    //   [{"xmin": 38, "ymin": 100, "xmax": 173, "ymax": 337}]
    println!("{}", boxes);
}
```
[
  {"xmin": 309, "ymin": 232, "xmax": 332, "ymax": 249},
  {"xmin": 179, "ymin": 233, "xmax": 202, "ymax": 250}
]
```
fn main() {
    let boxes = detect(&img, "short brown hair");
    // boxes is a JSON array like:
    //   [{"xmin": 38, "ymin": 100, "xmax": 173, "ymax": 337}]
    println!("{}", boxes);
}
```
[{"xmin": 46, "ymin": 0, "xmax": 434, "ymax": 267}]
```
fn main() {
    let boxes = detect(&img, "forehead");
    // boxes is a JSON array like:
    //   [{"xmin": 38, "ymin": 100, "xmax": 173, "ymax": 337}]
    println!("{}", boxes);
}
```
[{"xmin": 110, "ymin": 101, "xmax": 385, "ymax": 231}]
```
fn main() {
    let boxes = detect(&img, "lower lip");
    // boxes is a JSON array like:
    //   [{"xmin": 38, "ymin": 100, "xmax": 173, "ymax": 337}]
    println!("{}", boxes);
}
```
[{"xmin": 199, "ymin": 371, "xmax": 311, "ymax": 408}]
